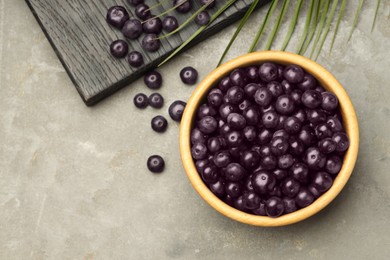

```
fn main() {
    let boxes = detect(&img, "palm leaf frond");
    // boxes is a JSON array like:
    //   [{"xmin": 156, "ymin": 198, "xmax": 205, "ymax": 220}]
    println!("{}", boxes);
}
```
[
  {"xmin": 265, "ymin": 0, "xmax": 290, "ymax": 50},
  {"xmin": 348, "ymin": 0, "xmax": 364, "ymax": 42},
  {"xmin": 281, "ymin": 0, "xmax": 303, "ymax": 51},
  {"xmin": 329, "ymin": 0, "xmax": 347, "ymax": 52},
  {"xmin": 296, "ymin": 0, "xmax": 315, "ymax": 53}
]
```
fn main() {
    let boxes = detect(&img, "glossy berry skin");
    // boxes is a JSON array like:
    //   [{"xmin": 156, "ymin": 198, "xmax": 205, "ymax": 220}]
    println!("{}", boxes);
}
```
[
  {"xmin": 180, "ymin": 67, "xmax": 198, "ymax": 85},
  {"xmin": 283, "ymin": 197, "xmax": 297, "ymax": 214},
  {"xmin": 207, "ymin": 137, "xmax": 222, "ymax": 154},
  {"xmin": 195, "ymin": 11, "xmax": 210, "ymax": 25},
  {"xmin": 318, "ymin": 138, "xmax": 336, "ymax": 154},
  {"xmin": 239, "ymin": 100, "xmax": 252, "ymax": 112},
  {"xmin": 218, "ymin": 77, "xmax": 232, "ymax": 92},
  {"xmin": 195, "ymin": 159, "xmax": 209, "ymax": 173},
  {"xmin": 191, "ymin": 128, "xmax": 207, "ymax": 144},
  {"xmin": 169, "ymin": 101, "xmax": 186, "ymax": 121},
  {"xmin": 275, "ymin": 95, "xmax": 295, "ymax": 115},
  {"xmin": 127, "ymin": 51, "xmax": 144, "ymax": 67},
  {"xmin": 281, "ymin": 177, "xmax": 301, "ymax": 198},
  {"xmin": 198, "ymin": 116, "xmax": 218, "ymax": 134},
  {"xmin": 230, "ymin": 69, "xmax": 248, "ymax": 87},
  {"xmin": 122, "ymin": 19, "xmax": 142, "ymax": 39},
  {"xmin": 325, "ymin": 155, "xmax": 343, "ymax": 174},
  {"xmin": 267, "ymin": 81, "xmax": 284, "ymax": 98},
  {"xmin": 240, "ymin": 151, "xmax": 260, "ymax": 170},
  {"xmin": 148, "ymin": 93, "xmax": 164, "ymax": 108},
  {"xmin": 289, "ymin": 137, "xmax": 305, "ymax": 156},
  {"xmin": 321, "ymin": 92, "xmax": 339, "ymax": 111},
  {"xmin": 293, "ymin": 109, "xmax": 307, "ymax": 123},
  {"xmin": 162, "ymin": 16, "xmax": 179, "ymax": 32},
  {"xmin": 278, "ymin": 154, "xmax": 294, "ymax": 169},
  {"xmin": 272, "ymin": 168, "xmax": 288, "ymax": 180},
  {"xmin": 243, "ymin": 191, "xmax": 261, "ymax": 210},
  {"xmin": 225, "ymin": 163, "xmax": 247, "ymax": 181},
  {"xmin": 233, "ymin": 196, "xmax": 247, "ymax": 212},
  {"xmin": 262, "ymin": 111, "xmax": 279, "ymax": 129},
  {"xmin": 308, "ymin": 184, "xmax": 322, "ymax": 198},
  {"xmin": 110, "ymin": 40, "xmax": 128, "ymax": 58},
  {"xmin": 127, "ymin": 0, "xmax": 144, "ymax": 6},
  {"xmin": 254, "ymin": 87, "xmax": 273, "ymax": 107},
  {"xmin": 218, "ymin": 103, "xmax": 236, "ymax": 120},
  {"xmin": 226, "ymin": 86, "xmax": 244, "ymax": 104},
  {"xmin": 174, "ymin": 0, "xmax": 192, "ymax": 13},
  {"xmin": 147, "ymin": 155, "xmax": 165, "ymax": 173},
  {"xmin": 201, "ymin": 165, "xmax": 219, "ymax": 184},
  {"xmin": 144, "ymin": 71, "xmax": 162, "ymax": 89},
  {"xmin": 133, "ymin": 93, "xmax": 148, "ymax": 109},
  {"xmin": 283, "ymin": 65, "xmax": 305, "ymax": 83},
  {"xmin": 297, "ymin": 73, "xmax": 317, "ymax": 91},
  {"xmin": 273, "ymin": 129, "xmax": 289, "ymax": 139},
  {"xmin": 261, "ymin": 155, "xmax": 277, "ymax": 170},
  {"xmin": 315, "ymin": 123, "xmax": 332, "ymax": 139},
  {"xmin": 213, "ymin": 151, "xmax": 231, "ymax": 168},
  {"xmin": 106, "ymin": 6, "xmax": 129, "ymax": 29},
  {"xmin": 225, "ymin": 131, "xmax": 244, "ymax": 147},
  {"xmin": 327, "ymin": 116, "xmax": 343, "ymax": 132},
  {"xmin": 332, "ymin": 132, "xmax": 350, "ymax": 152},
  {"xmin": 246, "ymin": 66, "xmax": 260, "ymax": 82},
  {"xmin": 252, "ymin": 170, "xmax": 276, "ymax": 195},
  {"xmin": 290, "ymin": 162, "xmax": 309, "ymax": 183},
  {"xmin": 284, "ymin": 116, "xmax": 302, "ymax": 134},
  {"xmin": 270, "ymin": 136, "xmax": 289, "ymax": 156},
  {"xmin": 243, "ymin": 126, "xmax": 257, "ymax": 142},
  {"xmin": 244, "ymin": 83, "xmax": 260, "ymax": 98},
  {"xmin": 142, "ymin": 16, "xmax": 163, "ymax": 34},
  {"xmin": 209, "ymin": 179, "xmax": 225, "ymax": 197},
  {"xmin": 304, "ymin": 147, "xmax": 326, "ymax": 170},
  {"xmin": 295, "ymin": 188, "xmax": 314, "ymax": 208},
  {"xmin": 265, "ymin": 197, "xmax": 284, "ymax": 217},
  {"xmin": 225, "ymin": 182, "xmax": 243, "ymax": 198},
  {"xmin": 208, "ymin": 92, "xmax": 223, "ymax": 108},
  {"xmin": 281, "ymin": 80, "xmax": 294, "ymax": 93},
  {"xmin": 312, "ymin": 171, "xmax": 333, "ymax": 192},
  {"xmin": 197, "ymin": 104, "xmax": 216, "ymax": 119},
  {"xmin": 306, "ymin": 109, "xmax": 327, "ymax": 125},
  {"xmin": 257, "ymin": 128, "xmax": 273, "ymax": 145},
  {"xmin": 259, "ymin": 63, "xmax": 278, "ymax": 82},
  {"xmin": 298, "ymin": 126, "xmax": 316, "ymax": 147},
  {"xmin": 142, "ymin": 34, "xmax": 160, "ymax": 52},
  {"xmin": 291, "ymin": 89, "xmax": 303, "ymax": 105},
  {"xmin": 302, "ymin": 90, "xmax": 322, "ymax": 109},
  {"xmin": 151, "ymin": 115, "xmax": 168, "ymax": 133},
  {"xmin": 227, "ymin": 113, "xmax": 246, "ymax": 130},
  {"xmin": 191, "ymin": 143, "xmax": 207, "ymax": 160},
  {"xmin": 135, "ymin": 3, "xmax": 151, "ymax": 20}
]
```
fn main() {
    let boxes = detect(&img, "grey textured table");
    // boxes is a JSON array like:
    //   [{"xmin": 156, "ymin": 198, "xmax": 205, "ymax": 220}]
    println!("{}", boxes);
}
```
[{"xmin": 1, "ymin": 0, "xmax": 389, "ymax": 259}]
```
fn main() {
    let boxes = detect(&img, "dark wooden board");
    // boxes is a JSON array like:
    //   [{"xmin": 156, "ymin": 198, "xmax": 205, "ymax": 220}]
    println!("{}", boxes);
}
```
[{"xmin": 25, "ymin": 0, "xmax": 270, "ymax": 106}]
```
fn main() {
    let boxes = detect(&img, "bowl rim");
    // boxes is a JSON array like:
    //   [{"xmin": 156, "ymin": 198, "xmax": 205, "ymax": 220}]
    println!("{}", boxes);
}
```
[{"xmin": 179, "ymin": 51, "xmax": 359, "ymax": 226}]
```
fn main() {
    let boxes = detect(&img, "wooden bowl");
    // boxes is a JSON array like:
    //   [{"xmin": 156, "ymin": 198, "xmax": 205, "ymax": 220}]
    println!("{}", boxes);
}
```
[{"xmin": 179, "ymin": 51, "xmax": 359, "ymax": 226}]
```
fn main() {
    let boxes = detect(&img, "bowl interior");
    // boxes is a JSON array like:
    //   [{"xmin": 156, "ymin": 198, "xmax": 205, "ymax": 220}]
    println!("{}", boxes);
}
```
[{"xmin": 180, "ymin": 51, "xmax": 359, "ymax": 226}]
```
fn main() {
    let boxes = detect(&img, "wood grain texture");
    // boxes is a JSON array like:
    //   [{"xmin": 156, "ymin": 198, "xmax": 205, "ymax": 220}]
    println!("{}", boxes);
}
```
[{"xmin": 25, "ymin": 0, "xmax": 271, "ymax": 106}]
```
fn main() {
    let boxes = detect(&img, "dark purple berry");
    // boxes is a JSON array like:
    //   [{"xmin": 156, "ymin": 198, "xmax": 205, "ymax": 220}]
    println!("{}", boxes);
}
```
[
  {"xmin": 243, "ymin": 126, "xmax": 257, "ymax": 142},
  {"xmin": 198, "ymin": 116, "xmax": 218, "ymax": 134},
  {"xmin": 142, "ymin": 34, "xmax": 160, "ymax": 52},
  {"xmin": 209, "ymin": 179, "xmax": 225, "ymax": 197},
  {"xmin": 281, "ymin": 177, "xmax": 301, "ymax": 198},
  {"xmin": 162, "ymin": 16, "xmax": 179, "ymax": 32},
  {"xmin": 278, "ymin": 154, "xmax": 295, "ymax": 169},
  {"xmin": 281, "ymin": 80, "xmax": 294, "ymax": 93},
  {"xmin": 110, "ymin": 40, "xmax": 128, "ymax": 58},
  {"xmin": 191, "ymin": 143, "xmax": 207, "ymax": 160},
  {"xmin": 290, "ymin": 162, "xmax": 309, "ymax": 183},
  {"xmin": 306, "ymin": 109, "xmax": 327, "ymax": 125},
  {"xmin": 239, "ymin": 100, "xmax": 252, "ymax": 111},
  {"xmin": 297, "ymin": 73, "xmax": 317, "ymax": 91},
  {"xmin": 275, "ymin": 95, "xmax": 295, "ymax": 115},
  {"xmin": 225, "ymin": 182, "xmax": 243, "ymax": 198},
  {"xmin": 143, "ymin": 16, "xmax": 163, "ymax": 34},
  {"xmin": 148, "ymin": 93, "xmax": 164, "ymax": 108},
  {"xmin": 302, "ymin": 90, "xmax": 322, "ymax": 109},
  {"xmin": 201, "ymin": 165, "xmax": 219, "ymax": 184},
  {"xmin": 272, "ymin": 168, "xmax": 288, "ymax": 180},
  {"xmin": 122, "ymin": 19, "xmax": 142, "ymax": 39},
  {"xmin": 195, "ymin": 11, "xmax": 210, "ymax": 25},
  {"xmin": 295, "ymin": 188, "xmax": 314, "ymax": 208},
  {"xmin": 283, "ymin": 65, "xmax": 304, "ymax": 84},
  {"xmin": 218, "ymin": 103, "xmax": 236, "ymax": 120},
  {"xmin": 321, "ymin": 92, "xmax": 339, "ymax": 111},
  {"xmin": 243, "ymin": 191, "xmax": 261, "ymax": 210},
  {"xmin": 147, "ymin": 155, "xmax": 165, "ymax": 173},
  {"xmin": 230, "ymin": 69, "xmax": 247, "ymax": 87},
  {"xmin": 174, "ymin": 0, "xmax": 192, "ymax": 13},
  {"xmin": 135, "ymin": 3, "xmax": 151, "ymax": 20},
  {"xmin": 252, "ymin": 170, "xmax": 276, "ymax": 194},
  {"xmin": 151, "ymin": 115, "xmax": 168, "ymax": 133},
  {"xmin": 213, "ymin": 151, "xmax": 231, "ymax": 168},
  {"xmin": 257, "ymin": 128, "xmax": 273, "ymax": 145},
  {"xmin": 289, "ymin": 137, "xmax": 305, "ymax": 156},
  {"xmin": 254, "ymin": 87, "xmax": 273, "ymax": 107},
  {"xmin": 227, "ymin": 113, "xmax": 246, "ymax": 130},
  {"xmin": 261, "ymin": 155, "xmax": 277, "ymax": 170},
  {"xmin": 225, "ymin": 86, "xmax": 244, "ymax": 104},
  {"xmin": 265, "ymin": 197, "xmax": 284, "ymax": 217},
  {"xmin": 207, "ymin": 137, "xmax": 222, "ymax": 154},
  {"xmin": 240, "ymin": 151, "xmax": 260, "ymax": 170},
  {"xmin": 225, "ymin": 131, "xmax": 244, "ymax": 147},
  {"xmin": 252, "ymin": 202, "xmax": 267, "ymax": 216},
  {"xmin": 218, "ymin": 77, "xmax": 232, "ymax": 92},
  {"xmin": 208, "ymin": 92, "xmax": 223, "ymax": 108},
  {"xmin": 284, "ymin": 116, "xmax": 302, "ymax": 134},
  {"xmin": 332, "ymin": 132, "xmax": 350, "ymax": 152},
  {"xmin": 225, "ymin": 163, "xmax": 247, "ymax": 181},
  {"xmin": 144, "ymin": 71, "xmax": 162, "ymax": 89},
  {"xmin": 127, "ymin": 51, "xmax": 144, "ymax": 67},
  {"xmin": 325, "ymin": 155, "xmax": 343, "ymax": 174},
  {"xmin": 180, "ymin": 66, "xmax": 198, "ymax": 85},
  {"xmin": 318, "ymin": 138, "xmax": 336, "ymax": 154},
  {"xmin": 191, "ymin": 128, "xmax": 207, "ymax": 144},
  {"xmin": 200, "ymin": 0, "xmax": 216, "ymax": 8},
  {"xmin": 327, "ymin": 116, "xmax": 343, "ymax": 132},
  {"xmin": 262, "ymin": 111, "xmax": 279, "ymax": 129},
  {"xmin": 315, "ymin": 123, "xmax": 333, "ymax": 139},
  {"xmin": 267, "ymin": 81, "xmax": 284, "ymax": 98},
  {"xmin": 259, "ymin": 63, "xmax": 278, "ymax": 82},
  {"xmin": 197, "ymin": 104, "xmax": 217, "ymax": 118},
  {"xmin": 169, "ymin": 101, "xmax": 186, "ymax": 121},
  {"xmin": 312, "ymin": 171, "xmax": 333, "ymax": 192},
  {"xmin": 195, "ymin": 159, "xmax": 209, "ymax": 173},
  {"xmin": 270, "ymin": 136, "xmax": 289, "ymax": 156},
  {"xmin": 304, "ymin": 147, "xmax": 326, "ymax": 170},
  {"xmin": 127, "ymin": 0, "xmax": 144, "ymax": 6},
  {"xmin": 133, "ymin": 93, "xmax": 148, "ymax": 108},
  {"xmin": 106, "ymin": 6, "xmax": 129, "ymax": 29},
  {"xmin": 283, "ymin": 197, "xmax": 297, "ymax": 214}
]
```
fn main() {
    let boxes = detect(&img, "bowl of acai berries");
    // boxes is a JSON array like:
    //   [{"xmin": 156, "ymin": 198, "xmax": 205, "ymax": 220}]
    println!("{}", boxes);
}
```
[{"xmin": 179, "ymin": 51, "xmax": 359, "ymax": 226}]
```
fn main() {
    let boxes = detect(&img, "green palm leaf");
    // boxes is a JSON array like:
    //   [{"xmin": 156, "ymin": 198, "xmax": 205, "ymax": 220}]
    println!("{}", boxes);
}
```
[{"xmin": 265, "ymin": 0, "xmax": 290, "ymax": 50}]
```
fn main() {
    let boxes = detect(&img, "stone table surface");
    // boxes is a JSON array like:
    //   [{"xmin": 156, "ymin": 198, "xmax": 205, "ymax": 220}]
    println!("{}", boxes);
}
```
[{"xmin": 1, "ymin": 0, "xmax": 390, "ymax": 259}]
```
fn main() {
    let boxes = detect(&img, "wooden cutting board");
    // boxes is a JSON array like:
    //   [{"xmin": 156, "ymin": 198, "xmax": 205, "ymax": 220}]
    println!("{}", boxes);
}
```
[{"xmin": 25, "ymin": 0, "xmax": 270, "ymax": 106}]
